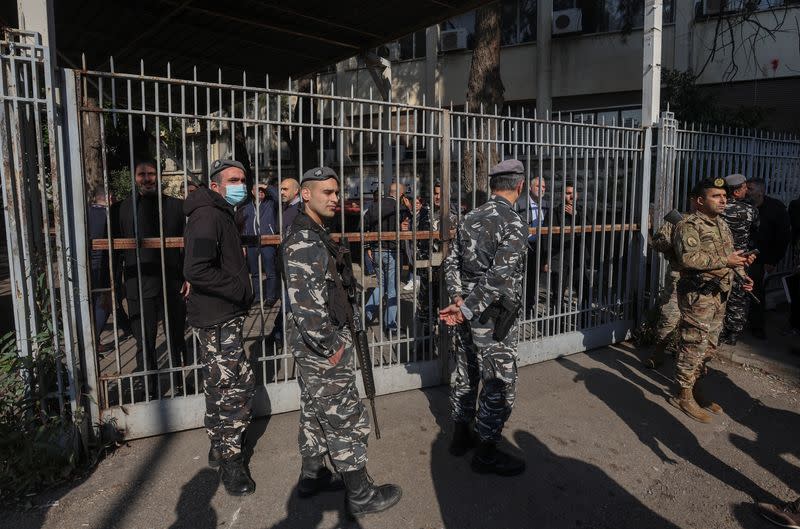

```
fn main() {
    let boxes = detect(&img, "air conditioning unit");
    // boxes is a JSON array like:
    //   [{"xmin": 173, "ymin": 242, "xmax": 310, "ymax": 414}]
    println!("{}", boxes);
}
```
[
  {"xmin": 552, "ymin": 8, "xmax": 583, "ymax": 35},
  {"xmin": 440, "ymin": 28, "xmax": 468, "ymax": 52},
  {"xmin": 703, "ymin": 0, "xmax": 745, "ymax": 14},
  {"xmin": 377, "ymin": 42, "xmax": 401, "ymax": 62}
]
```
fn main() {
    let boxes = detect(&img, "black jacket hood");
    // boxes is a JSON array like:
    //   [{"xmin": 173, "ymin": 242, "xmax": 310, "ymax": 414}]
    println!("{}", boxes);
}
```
[{"xmin": 184, "ymin": 187, "xmax": 234, "ymax": 216}]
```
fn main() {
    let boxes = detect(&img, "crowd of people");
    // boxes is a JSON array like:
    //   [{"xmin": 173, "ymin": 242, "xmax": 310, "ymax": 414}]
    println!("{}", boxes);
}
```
[{"xmin": 87, "ymin": 156, "xmax": 800, "ymax": 523}]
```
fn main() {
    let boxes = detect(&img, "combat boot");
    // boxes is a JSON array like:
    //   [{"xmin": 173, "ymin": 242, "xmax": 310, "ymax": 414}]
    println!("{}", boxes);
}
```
[
  {"xmin": 669, "ymin": 387, "xmax": 712, "ymax": 423},
  {"xmin": 341, "ymin": 467, "xmax": 402, "ymax": 517},
  {"xmin": 219, "ymin": 455, "xmax": 255, "ymax": 496},
  {"xmin": 471, "ymin": 441, "xmax": 526, "ymax": 476},
  {"xmin": 297, "ymin": 455, "xmax": 343, "ymax": 498},
  {"xmin": 208, "ymin": 443, "xmax": 222, "ymax": 468},
  {"xmin": 693, "ymin": 381, "xmax": 723, "ymax": 414},
  {"xmin": 449, "ymin": 421, "xmax": 477, "ymax": 457}
]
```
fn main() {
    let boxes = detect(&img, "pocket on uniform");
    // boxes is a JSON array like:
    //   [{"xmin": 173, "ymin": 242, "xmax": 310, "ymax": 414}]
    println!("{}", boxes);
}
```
[
  {"xmin": 315, "ymin": 384, "xmax": 364, "ymax": 431},
  {"xmin": 680, "ymin": 323, "xmax": 704, "ymax": 345}
]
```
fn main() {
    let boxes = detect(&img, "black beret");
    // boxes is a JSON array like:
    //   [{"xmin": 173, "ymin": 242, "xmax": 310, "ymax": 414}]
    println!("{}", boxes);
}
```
[
  {"xmin": 209, "ymin": 159, "xmax": 245, "ymax": 180},
  {"xmin": 301, "ymin": 166, "xmax": 339, "ymax": 183},
  {"xmin": 690, "ymin": 177, "xmax": 727, "ymax": 197}
]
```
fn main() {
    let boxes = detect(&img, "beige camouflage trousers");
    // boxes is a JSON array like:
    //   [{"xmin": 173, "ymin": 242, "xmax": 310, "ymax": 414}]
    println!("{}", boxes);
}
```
[
  {"xmin": 675, "ymin": 290, "xmax": 726, "ymax": 389},
  {"xmin": 656, "ymin": 270, "xmax": 681, "ymax": 343}
]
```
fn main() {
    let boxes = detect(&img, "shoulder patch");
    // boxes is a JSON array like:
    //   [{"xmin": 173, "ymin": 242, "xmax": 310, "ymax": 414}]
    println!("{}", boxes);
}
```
[{"xmin": 685, "ymin": 236, "xmax": 698, "ymax": 247}]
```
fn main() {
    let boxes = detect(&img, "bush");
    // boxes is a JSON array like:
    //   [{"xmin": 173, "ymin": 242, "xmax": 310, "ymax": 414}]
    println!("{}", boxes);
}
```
[{"xmin": 0, "ymin": 327, "xmax": 82, "ymax": 503}]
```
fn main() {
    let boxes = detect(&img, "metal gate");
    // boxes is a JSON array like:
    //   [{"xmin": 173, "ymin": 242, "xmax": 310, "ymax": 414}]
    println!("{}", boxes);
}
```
[
  {"xmin": 3, "ymin": 31, "xmax": 648, "ymax": 441},
  {"xmin": 649, "ymin": 112, "xmax": 800, "ymax": 299}
]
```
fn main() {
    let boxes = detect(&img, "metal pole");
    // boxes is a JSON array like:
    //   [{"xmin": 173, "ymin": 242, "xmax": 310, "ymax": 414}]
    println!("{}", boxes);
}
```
[
  {"xmin": 438, "ymin": 109, "xmax": 451, "ymax": 384},
  {"xmin": 536, "ymin": 0, "xmax": 552, "ymax": 117}
]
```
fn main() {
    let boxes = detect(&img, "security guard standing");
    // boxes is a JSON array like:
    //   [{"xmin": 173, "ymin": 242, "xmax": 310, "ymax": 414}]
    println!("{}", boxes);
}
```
[
  {"xmin": 719, "ymin": 173, "xmax": 759, "ymax": 345},
  {"xmin": 281, "ymin": 167, "xmax": 401, "ymax": 517},
  {"xmin": 670, "ymin": 177, "xmax": 754, "ymax": 423},
  {"xmin": 183, "ymin": 159, "xmax": 255, "ymax": 496},
  {"xmin": 440, "ymin": 159, "xmax": 528, "ymax": 476}
]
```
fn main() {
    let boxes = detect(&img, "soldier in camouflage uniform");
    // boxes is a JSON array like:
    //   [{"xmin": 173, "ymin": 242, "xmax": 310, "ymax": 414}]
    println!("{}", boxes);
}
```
[
  {"xmin": 282, "ymin": 167, "xmax": 401, "ymax": 517},
  {"xmin": 670, "ymin": 177, "xmax": 754, "ymax": 423},
  {"xmin": 719, "ymin": 173, "xmax": 759, "ymax": 345},
  {"xmin": 183, "ymin": 159, "xmax": 256, "ymax": 496},
  {"xmin": 643, "ymin": 194, "xmax": 699, "ymax": 369},
  {"xmin": 644, "ymin": 219, "xmax": 682, "ymax": 368},
  {"xmin": 440, "ymin": 159, "xmax": 528, "ymax": 476}
]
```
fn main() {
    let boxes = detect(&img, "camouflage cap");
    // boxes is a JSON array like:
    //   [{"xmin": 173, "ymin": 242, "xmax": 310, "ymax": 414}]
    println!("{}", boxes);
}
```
[
  {"xmin": 209, "ymin": 159, "xmax": 246, "ymax": 180},
  {"xmin": 301, "ymin": 166, "xmax": 339, "ymax": 183},
  {"xmin": 488, "ymin": 159, "xmax": 525, "ymax": 178},
  {"xmin": 724, "ymin": 173, "xmax": 746, "ymax": 187}
]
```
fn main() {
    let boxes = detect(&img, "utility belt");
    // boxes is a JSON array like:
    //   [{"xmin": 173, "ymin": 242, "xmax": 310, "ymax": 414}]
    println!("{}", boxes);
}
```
[{"xmin": 677, "ymin": 274, "xmax": 727, "ymax": 301}]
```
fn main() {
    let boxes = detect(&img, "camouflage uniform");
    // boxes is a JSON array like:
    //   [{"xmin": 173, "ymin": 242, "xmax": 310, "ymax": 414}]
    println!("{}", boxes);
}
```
[
  {"xmin": 282, "ymin": 215, "xmax": 370, "ymax": 473},
  {"xmin": 651, "ymin": 220, "xmax": 682, "ymax": 343},
  {"xmin": 720, "ymin": 197, "xmax": 759, "ymax": 338},
  {"xmin": 444, "ymin": 195, "xmax": 528, "ymax": 442},
  {"xmin": 196, "ymin": 316, "xmax": 254, "ymax": 459},
  {"xmin": 672, "ymin": 211, "xmax": 741, "ymax": 389}
]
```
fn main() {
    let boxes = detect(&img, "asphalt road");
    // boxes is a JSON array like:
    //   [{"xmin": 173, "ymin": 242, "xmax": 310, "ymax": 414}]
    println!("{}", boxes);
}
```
[{"xmin": 4, "ymin": 344, "xmax": 799, "ymax": 529}]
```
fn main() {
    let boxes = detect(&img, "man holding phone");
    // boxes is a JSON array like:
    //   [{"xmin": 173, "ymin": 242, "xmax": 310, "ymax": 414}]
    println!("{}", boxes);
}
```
[{"xmin": 670, "ymin": 177, "xmax": 755, "ymax": 423}]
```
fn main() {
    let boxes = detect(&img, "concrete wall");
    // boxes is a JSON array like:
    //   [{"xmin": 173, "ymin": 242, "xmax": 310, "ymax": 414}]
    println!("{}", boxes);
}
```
[{"xmin": 321, "ymin": 3, "xmax": 800, "ymax": 122}]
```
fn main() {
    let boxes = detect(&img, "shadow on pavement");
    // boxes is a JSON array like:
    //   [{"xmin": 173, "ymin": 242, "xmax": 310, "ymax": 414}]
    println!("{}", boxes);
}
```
[
  {"xmin": 609, "ymin": 343, "xmax": 800, "ymax": 499},
  {"xmin": 562, "ymin": 353, "xmax": 780, "ymax": 504},
  {"xmin": 168, "ymin": 468, "xmax": 219, "ymax": 529},
  {"xmin": 417, "ymin": 374, "xmax": 682, "ymax": 528},
  {"xmin": 264, "ymin": 484, "xmax": 362, "ymax": 529}
]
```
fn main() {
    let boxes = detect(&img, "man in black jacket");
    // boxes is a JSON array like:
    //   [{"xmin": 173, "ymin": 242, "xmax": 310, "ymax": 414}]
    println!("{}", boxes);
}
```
[
  {"xmin": 363, "ymin": 182, "xmax": 411, "ymax": 330},
  {"xmin": 112, "ymin": 159, "xmax": 187, "ymax": 376},
  {"xmin": 746, "ymin": 179, "xmax": 791, "ymax": 339},
  {"xmin": 183, "ymin": 159, "xmax": 256, "ymax": 496}
]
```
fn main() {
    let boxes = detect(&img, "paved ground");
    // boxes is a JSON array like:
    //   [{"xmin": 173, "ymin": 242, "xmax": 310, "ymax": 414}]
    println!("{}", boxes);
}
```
[{"xmin": 4, "ymin": 339, "xmax": 799, "ymax": 529}]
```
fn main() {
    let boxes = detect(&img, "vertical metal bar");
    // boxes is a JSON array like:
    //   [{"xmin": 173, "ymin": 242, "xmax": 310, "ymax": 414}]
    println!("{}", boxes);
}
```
[{"xmin": 438, "ymin": 109, "xmax": 451, "ymax": 383}]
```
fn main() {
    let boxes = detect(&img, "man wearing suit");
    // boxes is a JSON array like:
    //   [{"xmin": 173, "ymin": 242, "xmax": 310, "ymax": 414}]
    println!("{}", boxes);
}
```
[{"xmin": 514, "ymin": 176, "xmax": 547, "ymax": 316}]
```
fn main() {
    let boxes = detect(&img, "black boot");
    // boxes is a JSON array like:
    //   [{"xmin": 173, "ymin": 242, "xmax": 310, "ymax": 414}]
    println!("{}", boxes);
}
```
[
  {"xmin": 219, "ymin": 455, "xmax": 255, "ymax": 496},
  {"xmin": 449, "ymin": 421, "xmax": 477, "ymax": 456},
  {"xmin": 341, "ymin": 467, "xmax": 402, "ymax": 517},
  {"xmin": 297, "ymin": 455, "xmax": 343, "ymax": 498},
  {"xmin": 208, "ymin": 444, "xmax": 222, "ymax": 468},
  {"xmin": 471, "ymin": 441, "xmax": 526, "ymax": 476}
]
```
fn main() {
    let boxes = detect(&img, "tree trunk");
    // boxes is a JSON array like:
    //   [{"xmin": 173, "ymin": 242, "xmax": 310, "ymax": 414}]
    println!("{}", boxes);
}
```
[
  {"xmin": 463, "ymin": 1, "xmax": 504, "ymax": 203},
  {"xmin": 82, "ymin": 97, "xmax": 104, "ymax": 200}
]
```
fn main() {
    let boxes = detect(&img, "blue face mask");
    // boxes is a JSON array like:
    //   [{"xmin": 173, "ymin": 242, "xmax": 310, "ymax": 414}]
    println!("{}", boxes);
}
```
[{"xmin": 224, "ymin": 183, "xmax": 246, "ymax": 206}]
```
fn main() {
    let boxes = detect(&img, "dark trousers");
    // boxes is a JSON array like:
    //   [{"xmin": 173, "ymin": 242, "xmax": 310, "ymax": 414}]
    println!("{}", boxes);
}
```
[
  {"xmin": 247, "ymin": 246, "xmax": 279, "ymax": 302},
  {"xmin": 749, "ymin": 261, "xmax": 766, "ymax": 331},
  {"xmin": 129, "ymin": 292, "xmax": 187, "ymax": 372}
]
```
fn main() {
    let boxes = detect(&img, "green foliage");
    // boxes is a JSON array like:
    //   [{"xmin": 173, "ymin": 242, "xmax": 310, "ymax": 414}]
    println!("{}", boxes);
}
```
[
  {"xmin": 632, "ymin": 305, "xmax": 662, "ymax": 347},
  {"xmin": 661, "ymin": 69, "xmax": 766, "ymax": 129},
  {"xmin": 0, "ymin": 274, "xmax": 89, "ymax": 503},
  {"xmin": 109, "ymin": 169, "xmax": 133, "ymax": 201}
]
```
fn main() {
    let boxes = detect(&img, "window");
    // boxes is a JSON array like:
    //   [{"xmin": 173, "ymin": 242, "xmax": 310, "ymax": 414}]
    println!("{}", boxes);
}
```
[
  {"xmin": 502, "ymin": 0, "xmax": 538, "ymax": 46},
  {"xmin": 441, "ymin": 11, "xmax": 477, "ymax": 49},
  {"xmin": 558, "ymin": 0, "xmax": 675, "ymax": 35},
  {"xmin": 398, "ymin": 30, "xmax": 427, "ymax": 60}
]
